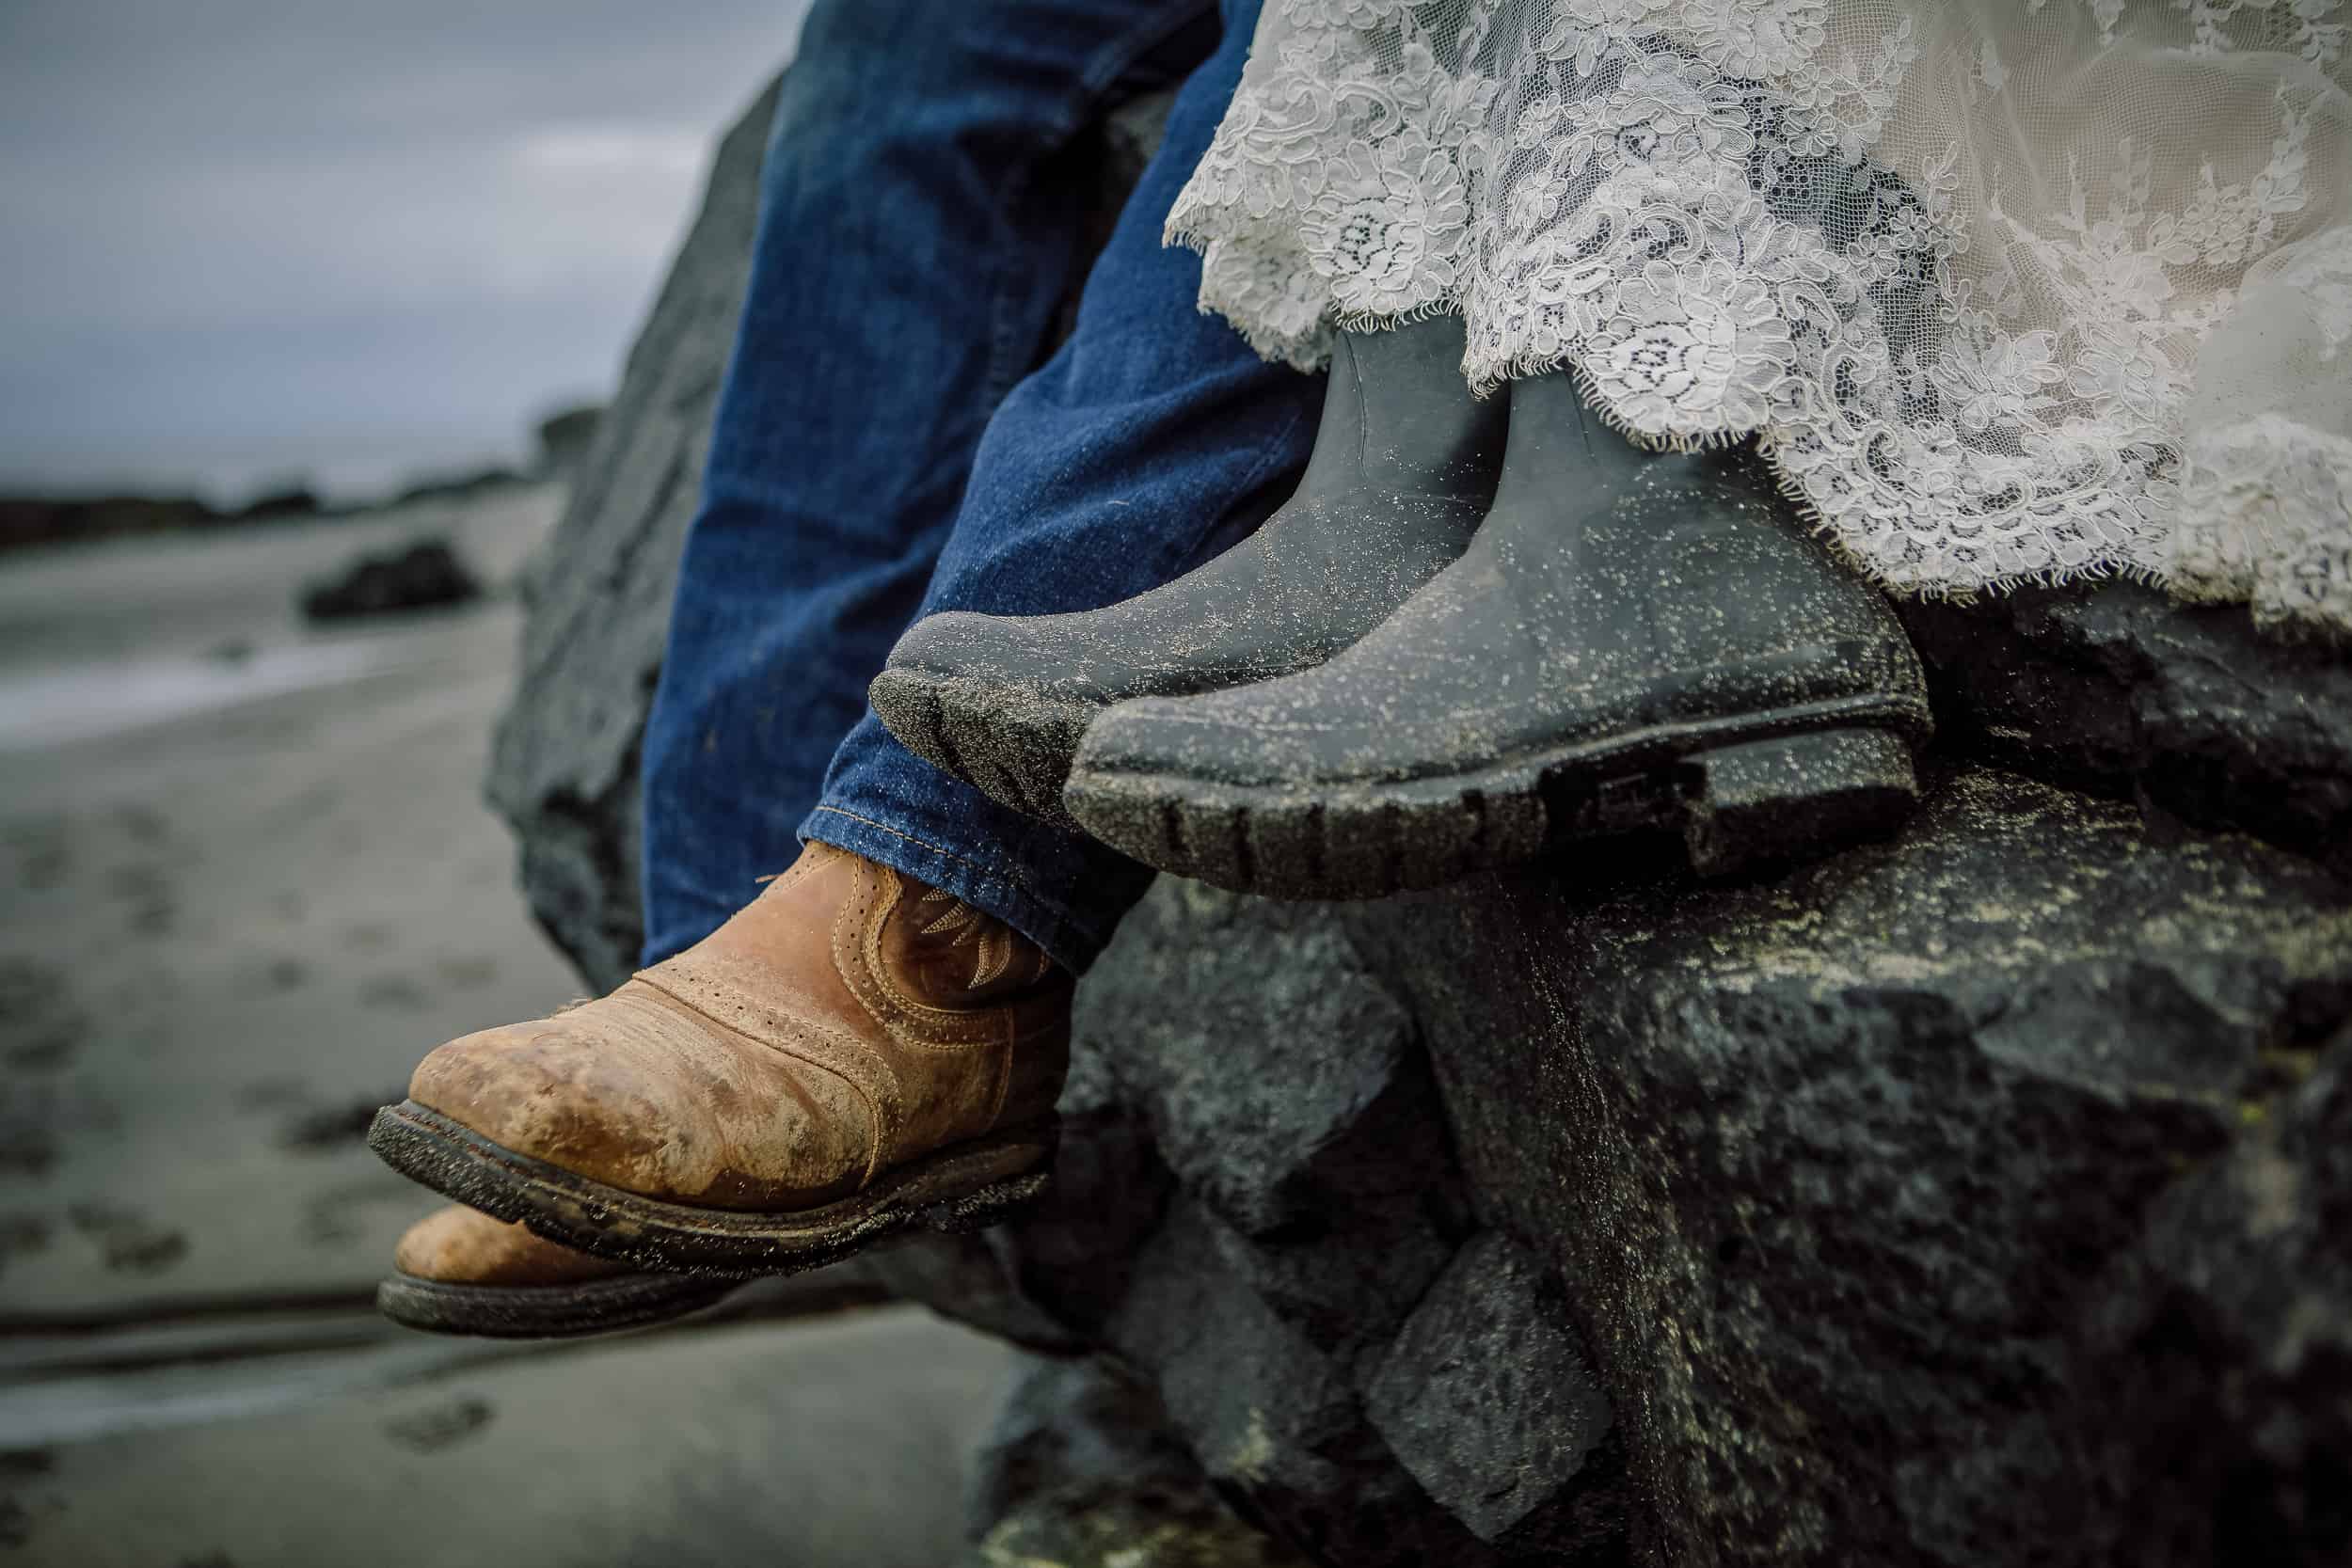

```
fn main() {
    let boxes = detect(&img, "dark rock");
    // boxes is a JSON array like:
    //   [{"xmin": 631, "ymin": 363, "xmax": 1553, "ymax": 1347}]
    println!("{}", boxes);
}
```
[
  {"xmin": 2072, "ymin": 1019, "xmax": 2352, "ymax": 1565},
  {"xmin": 1032, "ymin": 892, "xmax": 1509, "ymax": 1562},
  {"xmin": 1092, "ymin": 888, "xmax": 1438, "ymax": 1235},
  {"xmin": 857, "ymin": 1228, "xmax": 1085, "ymax": 1356},
  {"xmin": 1068, "ymin": 883, "xmax": 1468, "ymax": 1358},
  {"xmin": 837, "ymin": 879, "xmax": 1552, "ymax": 1560},
  {"xmin": 964, "ymin": 1354, "xmax": 1308, "ymax": 1567},
  {"xmin": 1899, "ymin": 586, "xmax": 2352, "ymax": 875},
  {"xmin": 1348, "ymin": 766, "xmax": 2352, "ymax": 1566},
  {"xmin": 299, "ymin": 540, "xmax": 482, "ymax": 622},
  {"xmin": 867, "ymin": 880, "xmax": 1539, "ymax": 1564},
  {"xmin": 976, "ymin": 1098, "xmax": 1172, "ymax": 1349},
  {"xmin": 0, "ymin": 493, "xmax": 225, "ymax": 554},
  {"xmin": 1364, "ymin": 1233, "xmax": 1627, "ymax": 1559},
  {"xmin": 1104, "ymin": 1198, "xmax": 1504, "ymax": 1568},
  {"xmin": 234, "ymin": 483, "xmax": 324, "ymax": 520},
  {"xmin": 906, "ymin": 888, "xmax": 1506, "ymax": 1564}
]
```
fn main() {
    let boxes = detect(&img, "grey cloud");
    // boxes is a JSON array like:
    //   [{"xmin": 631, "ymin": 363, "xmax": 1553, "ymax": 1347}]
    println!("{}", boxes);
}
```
[{"xmin": 2, "ymin": 0, "xmax": 808, "ymax": 500}]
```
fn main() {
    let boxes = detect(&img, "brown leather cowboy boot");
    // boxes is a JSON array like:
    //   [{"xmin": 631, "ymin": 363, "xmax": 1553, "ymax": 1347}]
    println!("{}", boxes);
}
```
[
  {"xmin": 367, "ymin": 844, "xmax": 1069, "ymax": 1275},
  {"xmin": 376, "ymin": 1205, "xmax": 730, "ymax": 1338}
]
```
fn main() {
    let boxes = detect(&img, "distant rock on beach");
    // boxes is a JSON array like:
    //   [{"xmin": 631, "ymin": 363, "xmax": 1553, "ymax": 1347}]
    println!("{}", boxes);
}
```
[
  {"xmin": 0, "ymin": 494, "xmax": 236, "ymax": 554},
  {"xmin": 300, "ymin": 539, "xmax": 483, "ymax": 622}
]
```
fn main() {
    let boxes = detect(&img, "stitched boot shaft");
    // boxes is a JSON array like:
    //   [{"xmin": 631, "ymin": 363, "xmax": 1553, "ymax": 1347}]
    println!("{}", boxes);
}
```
[
  {"xmin": 1064, "ymin": 371, "xmax": 1931, "ymax": 897},
  {"xmin": 404, "ymin": 845, "xmax": 1069, "ymax": 1212},
  {"xmin": 868, "ymin": 315, "xmax": 1506, "ymax": 823}
]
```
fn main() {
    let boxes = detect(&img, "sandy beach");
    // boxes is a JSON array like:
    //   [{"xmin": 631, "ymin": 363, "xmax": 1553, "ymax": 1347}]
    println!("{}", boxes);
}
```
[{"xmin": 0, "ymin": 489, "xmax": 1013, "ymax": 1565}]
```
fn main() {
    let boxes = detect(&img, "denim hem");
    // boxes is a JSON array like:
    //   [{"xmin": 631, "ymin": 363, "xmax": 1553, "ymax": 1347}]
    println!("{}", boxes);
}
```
[{"xmin": 800, "ymin": 803, "xmax": 1115, "ymax": 974}]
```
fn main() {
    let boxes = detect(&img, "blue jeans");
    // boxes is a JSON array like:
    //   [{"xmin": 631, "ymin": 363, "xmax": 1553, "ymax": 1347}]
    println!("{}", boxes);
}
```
[{"xmin": 639, "ymin": 0, "xmax": 1318, "ymax": 972}]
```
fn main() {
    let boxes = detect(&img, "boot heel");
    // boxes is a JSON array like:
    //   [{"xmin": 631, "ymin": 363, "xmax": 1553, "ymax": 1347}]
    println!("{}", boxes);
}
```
[{"xmin": 1681, "ymin": 727, "xmax": 1916, "ymax": 878}]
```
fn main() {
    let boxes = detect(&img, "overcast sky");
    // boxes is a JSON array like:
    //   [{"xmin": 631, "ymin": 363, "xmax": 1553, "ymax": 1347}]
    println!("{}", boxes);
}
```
[{"xmin": 2, "ymin": 1, "xmax": 809, "ymax": 503}]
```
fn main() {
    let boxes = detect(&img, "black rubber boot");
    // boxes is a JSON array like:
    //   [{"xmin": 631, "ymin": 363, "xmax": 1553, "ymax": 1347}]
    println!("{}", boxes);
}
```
[
  {"xmin": 1062, "ymin": 372, "xmax": 1932, "ymax": 897},
  {"xmin": 869, "ymin": 315, "xmax": 1506, "ymax": 825}
]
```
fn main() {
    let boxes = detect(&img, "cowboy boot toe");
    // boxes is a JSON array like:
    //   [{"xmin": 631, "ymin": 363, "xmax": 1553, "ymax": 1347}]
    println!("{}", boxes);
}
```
[
  {"xmin": 374, "ymin": 847, "xmax": 1069, "ymax": 1276},
  {"xmin": 392, "ymin": 1204, "xmax": 630, "ymax": 1288},
  {"xmin": 407, "ymin": 1011, "xmax": 674, "ymax": 1182},
  {"xmin": 405, "ymin": 990, "xmax": 870, "ymax": 1211}
]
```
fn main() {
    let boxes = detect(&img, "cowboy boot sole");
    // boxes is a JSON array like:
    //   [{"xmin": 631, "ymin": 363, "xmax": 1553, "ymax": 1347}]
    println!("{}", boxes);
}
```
[
  {"xmin": 375, "ymin": 1268, "xmax": 735, "ymax": 1339},
  {"xmin": 368, "ymin": 1101, "xmax": 1057, "ymax": 1277},
  {"xmin": 1064, "ymin": 695, "xmax": 1929, "ymax": 900},
  {"xmin": 870, "ymin": 667, "xmax": 1095, "ymax": 831}
]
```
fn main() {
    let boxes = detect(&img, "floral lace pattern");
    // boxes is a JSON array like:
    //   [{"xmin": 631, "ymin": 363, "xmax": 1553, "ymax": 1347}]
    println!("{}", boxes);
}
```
[{"xmin": 1169, "ymin": 0, "xmax": 2352, "ymax": 636}]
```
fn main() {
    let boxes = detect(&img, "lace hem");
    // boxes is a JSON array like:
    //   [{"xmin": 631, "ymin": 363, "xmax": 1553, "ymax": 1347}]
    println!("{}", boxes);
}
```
[
  {"xmin": 2169, "ymin": 416, "xmax": 2352, "ymax": 641},
  {"xmin": 1167, "ymin": 0, "xmax": 2352, "ymax": 634}
]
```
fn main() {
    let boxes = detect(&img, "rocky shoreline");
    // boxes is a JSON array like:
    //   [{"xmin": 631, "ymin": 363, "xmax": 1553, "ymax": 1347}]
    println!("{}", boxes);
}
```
[{"xmin": 0, "ymin": 404, "xmax": 598, "ymax": 559}]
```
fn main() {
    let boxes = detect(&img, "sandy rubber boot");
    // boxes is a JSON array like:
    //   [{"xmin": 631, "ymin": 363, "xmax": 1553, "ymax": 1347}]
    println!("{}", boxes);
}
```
[
  {"xmin": 1063, "ymin": 372, "xmax": 1931, "ymax": 897},
  {"xmin": 869, "ymin": 315, "xmax": 1505, "ymax": 826}
]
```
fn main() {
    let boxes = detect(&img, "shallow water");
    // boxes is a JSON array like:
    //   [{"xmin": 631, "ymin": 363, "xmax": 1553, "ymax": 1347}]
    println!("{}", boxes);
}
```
[
  {"xmin": 0, "ymin": 631, "xmax": 448, "ymax": 752},
  {"xmin": 0, "ymin": 484, "xmax": 558, "ymax": 751}
]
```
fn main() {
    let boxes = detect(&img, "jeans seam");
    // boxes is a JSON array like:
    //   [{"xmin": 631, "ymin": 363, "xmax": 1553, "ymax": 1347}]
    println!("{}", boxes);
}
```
[
  {"xmin": 808, "ymin": 802, "xmax": 1078, "ymax": 926},
  {"xmin": 807, "ymin": 804, "xmax": 997, "ymax": 879}
]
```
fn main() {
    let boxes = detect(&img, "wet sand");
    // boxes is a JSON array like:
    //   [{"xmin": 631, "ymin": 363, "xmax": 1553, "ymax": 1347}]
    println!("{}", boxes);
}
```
[{"xmin": 0, "ymin": 489, "xmax": 1013, "ymax": 1564}]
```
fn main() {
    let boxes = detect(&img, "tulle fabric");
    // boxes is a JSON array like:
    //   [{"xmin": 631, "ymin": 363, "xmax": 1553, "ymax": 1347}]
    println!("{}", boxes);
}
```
[{"xmin": 1168, "ymin": 1, "xmax": 2352, "ymax": 637}]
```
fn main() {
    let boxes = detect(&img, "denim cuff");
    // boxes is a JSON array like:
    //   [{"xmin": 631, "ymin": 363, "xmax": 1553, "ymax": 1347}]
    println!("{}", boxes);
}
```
[{"xmin": 799, "ymin": 797, "xmax": 1130, "ymax": 974}]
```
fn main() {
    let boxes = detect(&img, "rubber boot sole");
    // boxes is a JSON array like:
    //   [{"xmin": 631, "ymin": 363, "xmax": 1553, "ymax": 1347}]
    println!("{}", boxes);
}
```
[
  {"xmin": 1064, "ymin": 699, "xmax": 1926, "ymax": 900},
  {"xmin": 367, "ymin": 1101, "xmax": 1057, "ymax": 1277},
  {"xmin": 869, "ymin": 667, "xmax": 1095, "ymax": 831},
  {"xmin": 375, "ymin": 1268, "xmax": 733, "ymax": 1339}
]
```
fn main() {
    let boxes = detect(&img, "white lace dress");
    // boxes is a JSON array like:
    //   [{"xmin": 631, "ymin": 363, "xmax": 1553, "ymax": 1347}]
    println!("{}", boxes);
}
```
[{"xmin": 1168, "ymin": 1, "xmax": 2352, "ymax": 638}]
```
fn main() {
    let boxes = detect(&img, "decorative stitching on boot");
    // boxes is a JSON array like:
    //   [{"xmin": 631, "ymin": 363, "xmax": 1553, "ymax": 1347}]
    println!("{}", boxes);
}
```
[
  {"xmin": 631, "ymin": 963, "xmax": 899, "ymax": 1192},
  {"xmin": 844, "ymin": 864, "xmax": 995, "ymax": 1049},
  {"xmin": 915, "ymin": 885, "xmax": 1015, "ymax": 990},
  {"xmin": 806, "ymin": 806, "xmax": 995, "ymax": 880}
]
